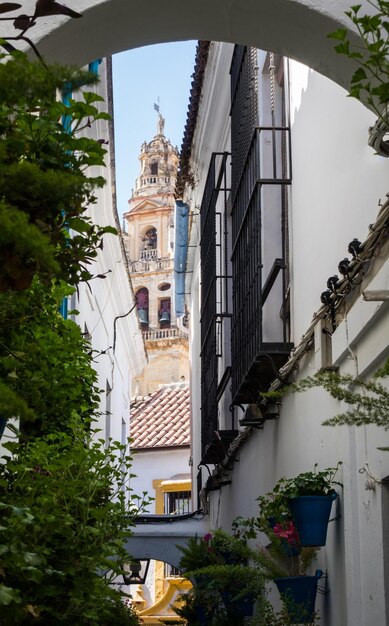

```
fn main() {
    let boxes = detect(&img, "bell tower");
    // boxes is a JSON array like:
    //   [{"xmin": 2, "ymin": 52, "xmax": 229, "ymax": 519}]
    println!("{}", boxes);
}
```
[{"xmin": 123, "ymin": 110, "xmax": 189, "ymax": 396}]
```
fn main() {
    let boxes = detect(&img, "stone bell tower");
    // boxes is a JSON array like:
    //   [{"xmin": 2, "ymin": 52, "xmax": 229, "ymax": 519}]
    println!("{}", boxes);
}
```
[{"xmin": 123, "ymin": 109, "xmax": 189, "ymax": 396}]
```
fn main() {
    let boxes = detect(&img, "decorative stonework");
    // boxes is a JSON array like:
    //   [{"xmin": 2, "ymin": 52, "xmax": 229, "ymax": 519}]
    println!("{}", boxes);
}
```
[{"xmin": 123, "ymin": 116, "xmax": 189, "ymax": 396}]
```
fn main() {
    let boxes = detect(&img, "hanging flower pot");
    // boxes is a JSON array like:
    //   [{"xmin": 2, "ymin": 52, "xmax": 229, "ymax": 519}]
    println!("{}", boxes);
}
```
[
  {"xmin": 274, "ymin": 569, "xmax": 323, "ymax": 624},
  {"xmin": 289, "ymin": 493, "xmax": 337, "ymax": 546}
]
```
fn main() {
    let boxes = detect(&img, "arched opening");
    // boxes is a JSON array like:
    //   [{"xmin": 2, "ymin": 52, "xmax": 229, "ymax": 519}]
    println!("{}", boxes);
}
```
[
  {"xmin": 143, "ymin": 227, "xmax": 157, "ymax": 250},
  {"xmin": 17, "ymin": 1, "xmax": 368, "ymax": 96},
  {"xmin": 136, "ymin": 287, "xmax": 149, "ymax": 328},
  {"xmin": 158, "ymin": 297, "xmax": 171, "ymax": 329}
]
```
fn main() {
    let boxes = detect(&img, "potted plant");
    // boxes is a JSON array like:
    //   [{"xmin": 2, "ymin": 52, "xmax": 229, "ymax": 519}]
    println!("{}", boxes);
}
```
[
  {"xmin": 174, "ymin": 563, "xmax": 263, "ymax": 625},
  {"xmin": 276, "ymin": 464, "xmax": 341, "ymax": 546},
  {"xmin": 237, "ymin": 464, "xmax": 340, "ymax": 548},
  {"xmin": 252, "ymin": 535, "xmax": 321, "ymax": 625},
  {"xmin": 176, "ymin": 530, "xmax": 263, "ymax": 625}
]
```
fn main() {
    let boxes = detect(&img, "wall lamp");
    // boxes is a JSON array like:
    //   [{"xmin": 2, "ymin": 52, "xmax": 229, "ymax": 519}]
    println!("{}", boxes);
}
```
[{"xmin": 122, "ymin": 559, "xmax": 151, "ymax": 585}]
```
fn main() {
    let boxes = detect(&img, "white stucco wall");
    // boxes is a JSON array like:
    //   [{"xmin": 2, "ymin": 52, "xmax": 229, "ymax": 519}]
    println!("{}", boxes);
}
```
[
  {"xmin": 129, "ymin": 447, "xmax": 191, "ymax": 514},
  {"xmin": 73, "ymin": 59, "xmax": 146, "ymax": 446},
  {"xmin": 185, "ymin": 41, "xmax": 389, "ymax": 626},
  {"xmin": 289, "ymin": 60, "xmax": 389, "ymax": 341}
]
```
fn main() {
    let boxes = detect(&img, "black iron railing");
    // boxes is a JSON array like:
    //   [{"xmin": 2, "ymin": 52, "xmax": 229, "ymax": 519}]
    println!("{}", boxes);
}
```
[
  {"xmin": 200, "ymin": 152, "xmax": 232, "ymax": 458},
  {"xmin": 230, "ymin": 46, "xmax": 293, "ymax": 405}
]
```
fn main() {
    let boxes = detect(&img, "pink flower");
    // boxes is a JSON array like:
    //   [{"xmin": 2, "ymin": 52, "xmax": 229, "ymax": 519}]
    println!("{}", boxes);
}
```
[
  {"xmin": 203, "ymin": 533, "xmax": 213, "ymax": 543},
  {"xmin": 273, "ymin": 521, "xmax": 299, "ymax": 546}
]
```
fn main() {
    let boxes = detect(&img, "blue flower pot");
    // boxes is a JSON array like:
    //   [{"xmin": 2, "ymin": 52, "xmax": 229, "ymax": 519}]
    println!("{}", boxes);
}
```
[
  {"xmin": 289, "ymin": 493, "xmax": 337, "ymax": 546},
  {"xmin": 274, "ymin": 569, "xmax": 323, "ymax": 624}
]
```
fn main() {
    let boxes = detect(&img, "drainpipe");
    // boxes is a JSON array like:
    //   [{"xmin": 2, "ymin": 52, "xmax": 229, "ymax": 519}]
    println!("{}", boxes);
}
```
[{"xmin": 174, "ymin": 201, "xmax": 190, "ymax": 317}]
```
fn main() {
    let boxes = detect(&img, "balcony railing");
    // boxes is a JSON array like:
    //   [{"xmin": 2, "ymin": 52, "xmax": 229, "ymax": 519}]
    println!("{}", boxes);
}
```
[
  {"xmin": 135, "ymin": 175, "xmax": 175, "ymax": 190},
  {"xmin": 129, "ymin": 257, "xmax": 173, "ymax": 273},
  {"xmin": 139, "ymin": 249, "xmax": 157, "ymax": 261},
  {"xmin": 143, "ymin": 326, "xmax": 187, "ymax": 341}
]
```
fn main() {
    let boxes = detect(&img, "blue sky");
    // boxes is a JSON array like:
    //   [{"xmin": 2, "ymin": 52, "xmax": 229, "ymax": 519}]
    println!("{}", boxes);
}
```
[{"xmin": 112, "ymin": 41, "xmax": 197, "ymax": 223}]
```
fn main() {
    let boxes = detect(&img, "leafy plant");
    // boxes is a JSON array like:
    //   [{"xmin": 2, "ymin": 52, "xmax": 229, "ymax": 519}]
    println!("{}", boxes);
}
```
[
  {"xmin": 273, "ymin": 464, "xmax": 342, "ymax": 499},
  {"xmin": 0, "ymin": 278, "xmax": 101, "ymax": 436},
  {"xmin": 328, "ymin": 1, "xmax": 389, "ymax": 126},
  {"xmin": 0, "ymin": 418, "xmax": 150, "ymax": 624},
  {"xmin": 177, "ymin": 529, "xmax": 251, "ymax": 572},
  {"xmin": 289, "ymin": 361, "xmax": 389, "ymax": 436},
  {"xmin": 0, "ymin": 50, "xmax": 114, "ymax": 292},
  {"xmin": 175, "ymin": 564, "xmax": 263, "ymax": 626}
]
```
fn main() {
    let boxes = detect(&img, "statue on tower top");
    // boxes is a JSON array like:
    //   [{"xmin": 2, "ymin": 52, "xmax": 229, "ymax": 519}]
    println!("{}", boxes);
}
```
[{"xmin": 154, "ymin": 101, "xmax": 165, "ymax": 136}]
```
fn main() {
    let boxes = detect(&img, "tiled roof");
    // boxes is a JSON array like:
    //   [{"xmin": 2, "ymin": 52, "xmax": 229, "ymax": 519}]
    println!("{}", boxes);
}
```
[{"xmin": 130, "ymin": 382, "xmax": 190, "ymax": 449}]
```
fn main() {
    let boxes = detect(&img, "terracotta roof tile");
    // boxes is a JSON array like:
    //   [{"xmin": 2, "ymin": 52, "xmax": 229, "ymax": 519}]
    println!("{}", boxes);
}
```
[{"xmin": 130, "ymin": 382, "xmax": 190, "ymax": 449}]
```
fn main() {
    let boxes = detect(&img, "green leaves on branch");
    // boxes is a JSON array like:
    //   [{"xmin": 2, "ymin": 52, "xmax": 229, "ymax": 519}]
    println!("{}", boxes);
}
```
[
  {"xmin": 289, "ymin": 364, "xmax": 389, "ymax": 430},
  {"xmin": 328, "ymin": 1, "xmax": 389, "ymax": 124},
  {"xmin": 0, "ymin": 421, "xmax": 150, "ymax": 624},
  {"xmin": 0, "ymin": 279, "xmax": 100, "ymax": 435},
  {"xmin": 0, "ymin": 51, "xmax": 115, "ymax": 291}
]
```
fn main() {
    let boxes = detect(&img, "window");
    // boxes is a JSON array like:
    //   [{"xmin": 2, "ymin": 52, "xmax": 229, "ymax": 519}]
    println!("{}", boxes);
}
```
[
  {"xmin": 164, "ymin": 490, "xmax": 191, "ymax": 515},
  {"xmin": 230, "ymin": 46, "xmax": 293, "ymax": 404},
  {"xmin": 150, "ymin": 161, "xmax": 158, "ymax": 175},
  {"xmin": 199, "ymin": 152, "xmax": 232, "ymax": 461}
]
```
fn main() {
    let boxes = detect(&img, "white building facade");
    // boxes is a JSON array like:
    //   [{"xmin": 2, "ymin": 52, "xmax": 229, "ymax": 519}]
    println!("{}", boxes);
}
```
[
  {"xmin": 178, "ymin": 42, "xmax": 389, "ymax": 626},
  {"xmin": 70, "ymin": 58, "xmax": 147, "ymax": 447}
]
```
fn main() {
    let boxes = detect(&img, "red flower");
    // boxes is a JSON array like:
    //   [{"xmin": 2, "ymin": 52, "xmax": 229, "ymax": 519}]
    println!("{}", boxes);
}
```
[{"xmin": 273, "ymin": 521, "xmax": 299, "ymax": 546}]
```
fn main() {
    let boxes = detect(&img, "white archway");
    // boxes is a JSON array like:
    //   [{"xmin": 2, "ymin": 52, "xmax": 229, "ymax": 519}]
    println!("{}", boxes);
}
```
[{"xmin": 5, "ymin": 0, "xmax": 370, "ymax": 92}]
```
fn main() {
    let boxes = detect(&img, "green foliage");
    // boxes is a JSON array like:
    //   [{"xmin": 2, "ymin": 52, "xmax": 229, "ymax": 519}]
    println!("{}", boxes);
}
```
[
  {"xmin": 0, "ymin": 33, "xmax": 146, "ymax": 626},
  {"xmin": 174, "ymin": 565, "xmax": 262, "ymax": 626},
  {"xmin": 176, "ymin": 529, "xmax": 318, "ymax": 625},
  {"xmin": 248, "ymin": 592, "xmax": 320, "ymax": 626},
  {"xmin": 328, "ymin": 1, "xmax": 389, "ymax": 124},
  {"xmin": 0, "ymin": 419, "xmax": 149, "ymax": 624},
  {"xmin": 0, "ymin": 278, "xmax": 100, "ymax": 436},
  {"xmin": 271, "ymin": 464, "xmax": 342, "ymax": 499},
  {"xmin": 290, "ymin": 364, "xmax": 389, "ymax": 435},
  {"xmin": 177, "ymin": 529, "xmax": 252, "ymax": 572},
  {"xmin": 0, "ymin": 50, "xmax": 116, "ymax": 291},
  {"xmin": 176, "ymin": 530, "xmax": 263, "ymax": 625}
]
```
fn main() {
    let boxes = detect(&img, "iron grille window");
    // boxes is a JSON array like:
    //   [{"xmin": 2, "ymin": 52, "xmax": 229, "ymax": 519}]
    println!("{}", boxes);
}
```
[
  {"xmin": 230, "ymin": 46, "xmax": 293, "ymax": 404},
  {"xmin": 163, "ymin": 490, "xmax": 191, "ymax": 516},
  {"xmin": 200, "ymin": 152, "xmax": 232, "ymax": 459}
]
